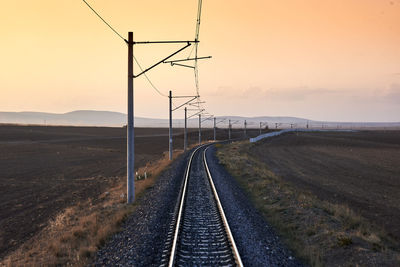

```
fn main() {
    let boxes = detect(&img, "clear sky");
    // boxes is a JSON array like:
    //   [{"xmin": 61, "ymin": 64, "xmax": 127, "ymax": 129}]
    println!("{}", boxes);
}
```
[{"xmin": 1, "ymin": 0, "xmax": 399, "ymax": 122}]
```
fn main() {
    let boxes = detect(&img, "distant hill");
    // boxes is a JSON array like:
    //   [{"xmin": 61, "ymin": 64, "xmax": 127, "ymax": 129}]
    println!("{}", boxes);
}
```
[
  {"xmin": 0, "ymin": 110, "xmax": 126, "ymax": 126},
  {"xmin": 0, "ymin": 110, "xmax": 399, "ymax": 129}
]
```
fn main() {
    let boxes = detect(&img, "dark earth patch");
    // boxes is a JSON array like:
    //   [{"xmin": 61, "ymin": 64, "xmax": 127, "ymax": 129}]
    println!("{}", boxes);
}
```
[{"xmin": 249, "ymin": 131, "xmax": 400, "ymax": 241}]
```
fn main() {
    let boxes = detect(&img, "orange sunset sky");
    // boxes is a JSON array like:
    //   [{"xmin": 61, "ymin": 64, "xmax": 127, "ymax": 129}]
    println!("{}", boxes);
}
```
[{"xmin": 1, "ymin": 0, "xmax": 399, "ymax": 121}]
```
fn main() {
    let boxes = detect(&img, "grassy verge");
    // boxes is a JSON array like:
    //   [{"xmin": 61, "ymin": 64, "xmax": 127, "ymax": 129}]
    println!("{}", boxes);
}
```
[
  {"xmin": 2, "ymin": 150, "xmax": 184, "ymax": 267},
  {"xmin": 216, "ymin": 142, "xmax": 400, "ymax": 267}
]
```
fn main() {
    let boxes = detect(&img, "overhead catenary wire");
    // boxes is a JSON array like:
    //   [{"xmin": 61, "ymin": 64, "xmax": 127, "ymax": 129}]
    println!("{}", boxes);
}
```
[
  {"xmin": 187, "ymin": 44, "xmax": 196, "ymax": 59},
  {"xmin": 133, "ymin": 56, "xmax": 168, "ymax": 98},
  {"xmin": 83, "ymin": 0, "xmax": 208, "ymax": 115},
  {"xmin": 82, "ymin": 0, "xmax": 212, "ymax": 204},
  {"xmin": 82, "ymin": 0, "xmax": 170, "ymax": 98},
  {"xmin": 82, "ymin": 0, "xmax": 127, "ymax": 43},
  {"xmin": 194, "ymin": 0, "xmax": 202, "ymax": 98}
]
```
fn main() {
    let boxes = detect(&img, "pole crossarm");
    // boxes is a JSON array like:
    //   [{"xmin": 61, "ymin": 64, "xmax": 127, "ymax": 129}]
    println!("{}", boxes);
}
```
[
  {"xmin": 188, "ymin": 101, "xmax": 205, "ymax": 106},
  {"xmin": 172, "ymin": 96, "xmax": 198, "ymax": 112},
  {"xmin": 172, "ymin": 95, "xmax": 199, "ymax": 99},
  {"xmin": 216, "ymin": 118, "xmax": 227, "ymax": 125},
  {"xmin": 169, "ymin": 63, "xmax": 195, "ymax": 69},
  {"xmin": 133, "ymin": 40, "xmax": 199, "ymax": 44},
  {"xmin": 133, "ymin": 43, "xmax": 192, "ymax": 78},
  {"xmin": 164, "ymin": 56, "xmax": 212, "ymax": 64},
  {"xmin": 165, "ymin": 55, "xmax": 211, "ymax": 69},
  {"xmin": 188, "ymin": 109, "xmax": 205, "ymax": 119},
  {"xmin": 201, "ymin": 115, "xmax": 214, "ymax": 123}
]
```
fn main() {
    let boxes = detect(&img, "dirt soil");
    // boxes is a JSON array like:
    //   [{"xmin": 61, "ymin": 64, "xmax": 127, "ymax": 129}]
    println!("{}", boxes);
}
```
[
  {"xmin": 249, "ymin": 131, "xmax": 400, "ymax": 242},
  {"xmin": 0, "ymin": 124, "xmax": 257, "ymax": 259}
]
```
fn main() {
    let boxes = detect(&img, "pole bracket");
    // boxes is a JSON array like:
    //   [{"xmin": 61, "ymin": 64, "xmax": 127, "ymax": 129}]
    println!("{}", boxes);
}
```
[{"xmin": 133, "ymin": 42, "xmax": 192, "ymax": 78}]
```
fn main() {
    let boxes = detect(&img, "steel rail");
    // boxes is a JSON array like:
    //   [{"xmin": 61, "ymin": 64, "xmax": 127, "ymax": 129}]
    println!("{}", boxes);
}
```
[
  {"xmin": 167, "ymin": 144, "xmax": 243, "ymax": 267},
  {"xmin": 203, "ymin": 146, "xmax": 244, "ymax": 267},
  {"xmin": 168, "ymin": 145, "xmax": 206, "ymax": 267}
]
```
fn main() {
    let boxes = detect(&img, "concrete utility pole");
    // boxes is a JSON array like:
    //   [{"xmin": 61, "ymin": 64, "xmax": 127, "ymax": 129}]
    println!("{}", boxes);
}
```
[
  {"xmin": 244, "ymin": 120, "xmax": 247, "ymax": 137},
  {"xmin": 169, "ymin": 90, "xmax": 173, "ymax": 160},
  {"xmin": 127, "ymin": 32, "xmax": 134, "ymax": 204},
  {"xmin": 198, "ymin": 114, "xmax": 201, "ymax": 145},
  {"xmin": 228, "ymin": 119, "xmax": 231, "ymax": 140},
  {"xmin": 291, "ymin": 123, "xmax": 293, "ymax": 129},
  {"xmin": 259, "ymin": 122, "xmax": 262, "ymax": 135},
  {"xmin": 213, "ymin": 117, "xmax": 216, "ymax": 141},
  {"xmin": 184, "ymin": 107, "xmax": 187, "ymax": 152},
  {"xmin": 82, "ymin": 2, "xmax": 203, "ymax": 203}
]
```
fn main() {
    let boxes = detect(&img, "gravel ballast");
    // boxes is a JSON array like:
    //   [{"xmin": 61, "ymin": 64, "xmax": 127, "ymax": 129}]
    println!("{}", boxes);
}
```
[
  {"xmin": 94, "ymin": 144, "xmax": 304, "ymax": 266},
  {"xmin": 205, "ymin": 145, "xmax": 304, "ymax": 266}
]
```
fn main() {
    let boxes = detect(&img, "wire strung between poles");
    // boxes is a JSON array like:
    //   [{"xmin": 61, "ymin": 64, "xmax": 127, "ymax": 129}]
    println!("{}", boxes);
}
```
[
  {"xmin": 82, "ymin": 0, "xmax": 127, "ymax": 43},
  {"xmin": 133, "ymin": 56, "xmax": 168, "ymax": 98}
]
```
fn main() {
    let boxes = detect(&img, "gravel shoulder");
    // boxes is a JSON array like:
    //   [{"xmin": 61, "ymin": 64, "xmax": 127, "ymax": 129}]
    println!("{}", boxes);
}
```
[
  {"xmin": 205, "ymin": 145, "xmax": 304, "ymax": 267},
  {"xmin": 93, "ymin": 150, "xmax": 190, "ymax": 266}
]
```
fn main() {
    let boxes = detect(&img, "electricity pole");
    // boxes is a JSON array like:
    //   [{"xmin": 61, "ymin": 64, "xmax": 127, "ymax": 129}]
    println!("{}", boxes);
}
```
[
  {"xmin": 127, "ymin": 32, "xmax": 134, "ymax": 204},
  {"xmin": 213, "ymin": 117, "xmax": 216, "ymax": 141},
  {"xmin": 82, "ymin": 1, "xmax": 204, "ymax": 203},
  {"xmin": 259, "ymin": 122, "xmax": 262, "ymax": 135},
  {"xmin": 170, "ymin": 96, "xmax": 198, "ymax": 152},
  {"xmin": 198, "ymin": 114, "xmax": 201, "ymax": 145},
  {"xmin": 244, "ymin": 120, "xmax": 247, "ymax": 137},
  {"xmin": 228, "ymin": 119, "xmax": 231, "ymax": 140},
  {"xmin": 169, "ymin": 90, "xmax": 173, "ymax": 160},
  {"xmin": 184, "ymin": 107, "xmax": 187, "ymax": 152}
]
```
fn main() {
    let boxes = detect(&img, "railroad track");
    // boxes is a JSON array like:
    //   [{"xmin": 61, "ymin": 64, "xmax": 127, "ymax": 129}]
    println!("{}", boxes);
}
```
[{"xmin": 161, "ymin": 144, "xmax": 243, "ymax": 267}]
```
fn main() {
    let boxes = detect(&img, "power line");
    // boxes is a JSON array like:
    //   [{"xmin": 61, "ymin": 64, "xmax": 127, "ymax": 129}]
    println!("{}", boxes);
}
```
[
  {"xmin": 133, "ymin": 56, "xmax": 168, "ymax": 98},
  {"xmin": 187, "ymin": 44, "xmax": 195, "ymax": 59},
  {"xmin": 83, "ymin": 0, "xmax": 202, "ymax": 107},
  {"xmin": 193, "ymin": 0, "xmax": 203, "ymax": 96},
  {"xmin": 82, "ymin": 0, "xmax": 169, "ymax": 99},
  {"xmin": 195, "ymin": 0, "xmax": 203, "ymax": 41},
  {"xmin": 82, "ymin": 0, "xmax": 127, "ymax": 43}
]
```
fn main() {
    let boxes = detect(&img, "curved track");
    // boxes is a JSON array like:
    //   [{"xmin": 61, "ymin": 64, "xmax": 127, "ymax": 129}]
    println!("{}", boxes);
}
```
[{"xmin": 163, "ymin": 145, "xmax": 243, "ymax": 266}]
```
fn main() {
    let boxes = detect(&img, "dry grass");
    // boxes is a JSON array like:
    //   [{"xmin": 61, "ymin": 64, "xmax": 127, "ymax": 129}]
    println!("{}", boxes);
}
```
[
  {"xmin": 217, "ymin": 141, "xmax": 400, "ymax": 267},
  {"xmin": 1, "ymin": 149, "xmax": 184, "ymax": 267}
]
